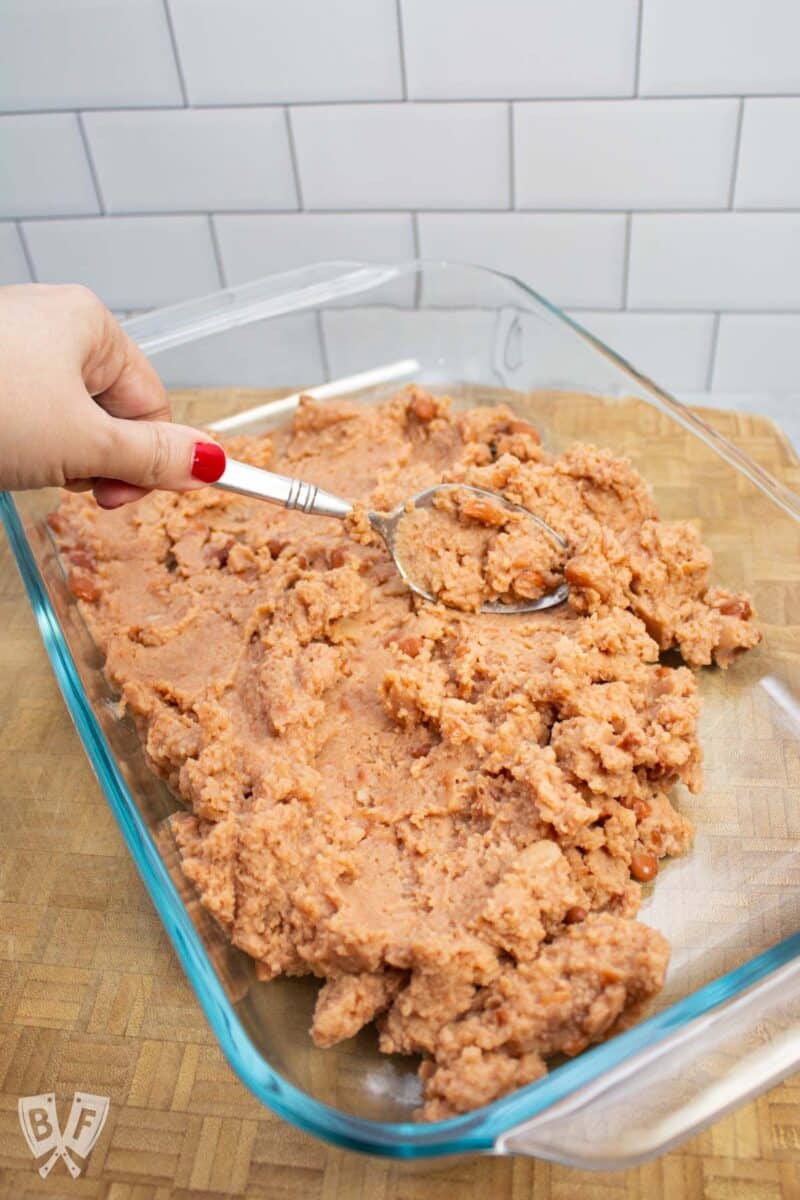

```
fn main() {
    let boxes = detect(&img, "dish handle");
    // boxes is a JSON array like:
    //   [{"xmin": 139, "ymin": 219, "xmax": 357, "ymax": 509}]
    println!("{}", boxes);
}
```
[
  {"xmin": 496, "ymin": 954, "xmax": 800, "ymax": 1167},
  {"xmin": 121, "ymin": 260, "xmax": 407, "ymax": 357}
]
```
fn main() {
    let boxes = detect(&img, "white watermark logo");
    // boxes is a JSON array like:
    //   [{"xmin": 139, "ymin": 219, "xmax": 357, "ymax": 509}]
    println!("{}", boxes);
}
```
[{"xmin": 18, "ymin": 1092, "xmax": 109, "ymax": 1178}]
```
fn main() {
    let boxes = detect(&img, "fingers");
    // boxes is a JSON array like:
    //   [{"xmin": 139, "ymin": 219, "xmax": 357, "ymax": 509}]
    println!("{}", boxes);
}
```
[
  {"xmin": 0, "ymin": 285, "xmax": 186, "ymax": 498},
  {"xmin": 92, "ymin": 479, "xmax": 151, "ymax": 508},
  {"xmin": 66, "ymin": 475, "xmax": 151, "ymax": 509},
  {"xmin": 66, "ymin": 476, "xmax": 149, "ymax": 508},
  {"xmin": 90, "ymin": 414, "xmax": 226, "ymax": 493},
  {"xmin": 83, "ymin": 306, "xmax": 171, "ymax": 423},
  {"xmin": 79, "ymin": 305, "xmax": 215, "ymax": 501},
  {"xmin": 84, "ymin": 309, "xmax": 213, "ymax": 505}
]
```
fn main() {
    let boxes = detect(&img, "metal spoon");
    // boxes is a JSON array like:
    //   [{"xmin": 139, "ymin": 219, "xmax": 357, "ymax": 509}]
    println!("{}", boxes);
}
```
[{"xmin": 214, "ymin": 459, "xmax": 568, "ymax": 614}]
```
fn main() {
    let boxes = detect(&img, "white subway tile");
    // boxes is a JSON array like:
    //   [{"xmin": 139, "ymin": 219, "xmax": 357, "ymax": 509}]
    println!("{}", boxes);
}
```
[
  {"xmin": 169, "ymin": 0, "xmax": 401, "ymax": 104},
  {"xmin": 292, "ymin": 104, "xmax": 509, "ymax": 210},
  {"xmin": 0, "ymin": 225, "xmax": 31, "ymax": 285},
  {"xmin": 567, "ymin": 311, "xmax": 715, "ymax": 391},
  {"xmin": 401, "ymin": 0, "xmax": 637, "ymax": 99},
  {"xmin": 514, "ymin": 100, "xmax": 737, "ymax": 210},
  {"xmin": 84, "ymin": 110, "xmax": 297, "ymax": 214},
  {"xmin": 322, "ymin": 305, "xmax": 643, "ymax": 398},
  {"xmin": 713, "ymin": 316, "xmax": 800, "ymax": 392},
  {"xmin": 640, "ymin": 0, "xmax": 800, "ymax": 96},
  {"xmin": 213, "ymin": 214, "xmax": 414, "ymax": 281},
  {"xmin": 213, "ymin": 213, "xmax": 415, "ymax": 305},
  {"xmin": 417, "ymin": 213, "xmax": 625, "ymax": 308},
  {"xmin": 0, "ymin": 0, "xmax": 181, "ymax": 111},
  {"xmin": 629, "ymin": 214, "xmax": 800, "ymax": 311},
  {"xmin": 322, "ymin": 308, "xmax": 497, "ymax": 379},
  {"xmin": 22, "ymin": 217, "xmax": 221, "ymax": 310},
  {"xmin": 735, "ymin": 100, "xmax": 800, "ymax": 209},
  {"xmin": 148, "ymin": 315, "xmax": 324, "ymax": 389},
  {"xmin": 0, "ymin": 115, "xmax": 99, "ymax": 219}
]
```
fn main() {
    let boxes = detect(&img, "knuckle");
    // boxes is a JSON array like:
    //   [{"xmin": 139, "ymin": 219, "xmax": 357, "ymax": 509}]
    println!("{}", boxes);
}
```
[
  {"xmin": 86, "ymin": 414, "xmax": 117, "ymax": 477},
  {"xmin": 146, "ymin": 422, "xmax": 173, "ymax": 485},
  {"xmin": 58, "ymin": 285, "xmax": 109, "ymax": 353},
  {"xmin": 61, "ymin": 283, "xmax": 101, "ymax": 314}
]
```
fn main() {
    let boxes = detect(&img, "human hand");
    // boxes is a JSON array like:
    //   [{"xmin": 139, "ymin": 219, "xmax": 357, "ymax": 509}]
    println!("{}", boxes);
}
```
[{"xmin": 0, "ymin": 283, "xmax": 226, "ymax": 508}]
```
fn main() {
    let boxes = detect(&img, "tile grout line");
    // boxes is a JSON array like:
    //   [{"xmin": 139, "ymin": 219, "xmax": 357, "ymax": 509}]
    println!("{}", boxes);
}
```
[
  {"xmin": 116, "ymin": 306, "xmax": 800, "ymax": 319},
  {"xmin": 411, "ymin": 212, "xmax": 422, "ymax": 306},
  {"xmin": 15, "ymin": 221, "xmax": 38, "ymax": 282},
  {"xmin": 568, "ymin": 306, "xmax": 715, "ymax": 315},
  {"xmin": 9, "ymin": 206, "xmax": 800, "ymax": 224},
  {"xmin": 284, "ymin": 108, "xmax": 304, "ymax": 210},
  {"xmin": 316, "ymin": 311, "xmax": 332, "ymax": 381},
  {"xmin": 571, "ymin": 307, "xmax": 800, "ymax": 317},
  {"xmin": 633, "ymin": 0, "xmax": 644, "ymax": 96},
  {"xmin": 76, "ymin": 112, "xmax": 106, "ymax": 214},
  {"xmin": 728, "ymin": 97, "xmax": 745, "ymax": 209},
  {"xmin": 162, "ymin": 0, "xmax": 189, "ymax": 107},
  {"xmin": 411, "ymin": 210, "xmax": 421, "ymax": 256},
  {"xmin": 4, "ymin": 94, "xmax": 800, "ymax": 116},
  {"xmin": 706, "ymin": 312, "xmax": 721, "ymax": 390},
  {"xmin": 508, "ymin": 103, "xmax": 515, "ymax": 210},
  {"xmin": 207, "ymin": 214, "xmax": 227, "ymax": 288},
  {"xmin": 395, "ymin": 0, "xmax": 408, "ymax": 100},
  {"xmin": 622, "ymin": 212, "xmax": 633, "ymax": 307}
]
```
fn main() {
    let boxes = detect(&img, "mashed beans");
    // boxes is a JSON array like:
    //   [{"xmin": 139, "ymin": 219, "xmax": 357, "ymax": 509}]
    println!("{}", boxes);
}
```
[{"xmin": 49, "ymin": 387, "xmax": 760, "ymax": 1118}]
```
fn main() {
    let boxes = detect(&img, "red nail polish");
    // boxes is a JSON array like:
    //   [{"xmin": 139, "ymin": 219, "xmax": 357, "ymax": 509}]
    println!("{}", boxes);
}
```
[{"xmin": 191, "ymin": 442, "xmax": 226, "ymax": 484}]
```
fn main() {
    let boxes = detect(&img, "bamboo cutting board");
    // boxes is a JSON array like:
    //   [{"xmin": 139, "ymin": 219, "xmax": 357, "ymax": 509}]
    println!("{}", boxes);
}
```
[{"xmin": 1, "ymin": 395, "xmax": 800, "ymax": 1199}]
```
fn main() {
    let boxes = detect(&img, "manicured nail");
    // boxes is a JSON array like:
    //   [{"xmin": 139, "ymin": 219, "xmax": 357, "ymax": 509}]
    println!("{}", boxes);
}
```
[{"xmin": 191, "ymin": 442, "xmax": 226, "ymax": 483}]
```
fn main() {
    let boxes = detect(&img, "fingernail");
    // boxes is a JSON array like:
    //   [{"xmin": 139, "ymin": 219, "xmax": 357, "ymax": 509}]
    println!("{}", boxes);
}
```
[{"xmin": 191, "ymin": 442, "xmax": 226, "ymax": 484}]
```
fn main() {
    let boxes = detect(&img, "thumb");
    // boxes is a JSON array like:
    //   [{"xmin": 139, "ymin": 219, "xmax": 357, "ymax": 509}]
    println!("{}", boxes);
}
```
[{"xmin": 93, "ymin": 415, "xmax": 226, "ymax": 493}]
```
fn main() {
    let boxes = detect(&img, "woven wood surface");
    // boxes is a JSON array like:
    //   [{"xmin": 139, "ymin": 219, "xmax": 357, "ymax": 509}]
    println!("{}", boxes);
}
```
[{"xmin": 1, "ymin": 392, "xmax": 799, "ymax": 1199}]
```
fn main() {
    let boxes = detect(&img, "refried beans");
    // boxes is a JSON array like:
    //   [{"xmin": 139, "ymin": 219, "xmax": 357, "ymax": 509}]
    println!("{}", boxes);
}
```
[
  {"xmin": 48, "ymin": 387, "xmax": 761, "ymax": 1119},
  {"xmin": 388, "ymin": 486, "xmax": 566, "ymax": 611}
]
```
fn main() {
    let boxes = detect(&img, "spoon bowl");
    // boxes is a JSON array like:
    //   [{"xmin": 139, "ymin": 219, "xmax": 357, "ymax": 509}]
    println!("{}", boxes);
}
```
[
  {"xmin": 214, "ymin": 460, "xmax": 568, "ymax": 614},
  {"xmin": 368, "ymin": 483, "xmax": 569, "ymax": 613}
]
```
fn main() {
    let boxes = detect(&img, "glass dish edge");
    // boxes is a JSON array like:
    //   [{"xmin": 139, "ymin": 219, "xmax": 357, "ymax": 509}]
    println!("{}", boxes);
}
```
[{"xmin": 2, "ymin": 258, "xmax": 800, "ymax": 1160}]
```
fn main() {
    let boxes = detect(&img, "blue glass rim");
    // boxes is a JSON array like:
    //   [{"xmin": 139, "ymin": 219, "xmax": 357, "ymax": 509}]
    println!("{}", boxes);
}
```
[
  {"xmin": 4, "ymin": 486, "xmax": 800, "ymax": 1158},
  {"xmin": 4, "ymin": 253, "xmax": 800, "ymax": 1156}
]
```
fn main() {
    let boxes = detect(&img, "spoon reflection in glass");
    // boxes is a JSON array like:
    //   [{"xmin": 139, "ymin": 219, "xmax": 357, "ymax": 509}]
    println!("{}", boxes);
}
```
[{"xmin": 214, "ymin": 459, "xmax": 568, "ymax": 614}]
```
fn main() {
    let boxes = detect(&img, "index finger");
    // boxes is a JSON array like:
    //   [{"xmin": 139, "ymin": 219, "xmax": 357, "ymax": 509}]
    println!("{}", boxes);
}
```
[{"xmin": 84, "ymin": 306, "xmax": 171, "ymax": 423}]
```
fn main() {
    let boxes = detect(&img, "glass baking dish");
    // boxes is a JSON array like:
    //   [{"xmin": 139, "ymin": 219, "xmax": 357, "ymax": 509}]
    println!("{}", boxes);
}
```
[{"xmin": 3, "ymin": 260, "xmax": 800, "ymax": 1167}]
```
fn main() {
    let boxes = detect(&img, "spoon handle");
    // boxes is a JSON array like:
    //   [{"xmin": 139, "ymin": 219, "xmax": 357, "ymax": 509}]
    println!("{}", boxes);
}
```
[{"xmin": 214, "ymin": 458, "xmax": 353, "ymax": 520}]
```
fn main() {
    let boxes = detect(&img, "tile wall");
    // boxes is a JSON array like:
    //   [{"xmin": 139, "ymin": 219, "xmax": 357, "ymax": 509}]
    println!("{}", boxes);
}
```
[{"xmin": 1, "ymin": 0, "xmax": 800, "ymax": 396}]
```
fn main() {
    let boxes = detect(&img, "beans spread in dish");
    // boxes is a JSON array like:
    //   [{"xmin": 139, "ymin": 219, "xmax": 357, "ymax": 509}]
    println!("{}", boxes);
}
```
[{"xmin": 50, "ymin": 387, "xmax": 760, "ymax": 1118}]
